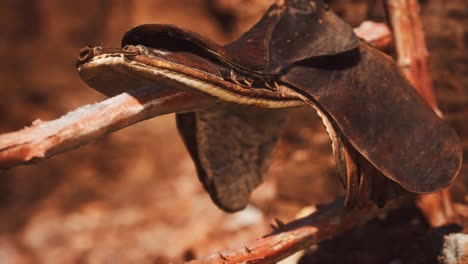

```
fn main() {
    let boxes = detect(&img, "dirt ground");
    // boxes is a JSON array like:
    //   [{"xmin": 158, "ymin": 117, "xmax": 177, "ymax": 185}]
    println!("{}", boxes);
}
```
[{"xmin": 0, "ymin": 0, "xmax": 466, "ymax": 263}]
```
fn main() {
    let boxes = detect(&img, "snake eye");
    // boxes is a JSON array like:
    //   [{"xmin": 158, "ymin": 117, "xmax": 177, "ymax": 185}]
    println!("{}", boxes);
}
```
[
  {"xmin": 122, "ymin": 45, "xmax": 140, "ymax": 56},
  {"xmin": 77, "ymin": 46, "xmax": 94, "ymax": 65}
]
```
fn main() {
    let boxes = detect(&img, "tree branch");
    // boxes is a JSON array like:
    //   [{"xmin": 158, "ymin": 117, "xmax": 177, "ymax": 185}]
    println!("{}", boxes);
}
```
[
  {"xmin": 0, "ymin": 87, "xmax": 213, "ymax": 170},
  {"xmin": 386, "ymin": 0, "xmax": 440, "ymax": 113},
  {"xmin": 188, "ymin": 198, "xmax": 409, "ymax": 264}
]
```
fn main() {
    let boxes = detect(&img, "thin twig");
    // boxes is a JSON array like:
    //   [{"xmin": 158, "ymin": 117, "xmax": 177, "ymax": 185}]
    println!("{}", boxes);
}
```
[
  {"xmin": 0, "ymin": 87, "xmax": 213, "ymax": 170},
  {"xmin": 188, "ymin": 198, "xmax": 409, "ymax": 264}
]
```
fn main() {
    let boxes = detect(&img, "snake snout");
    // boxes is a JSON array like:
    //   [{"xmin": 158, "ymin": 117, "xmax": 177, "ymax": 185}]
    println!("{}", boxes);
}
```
[{"xmin": 76, "ymin": 46, "xmax": 94, "ymax": 66}]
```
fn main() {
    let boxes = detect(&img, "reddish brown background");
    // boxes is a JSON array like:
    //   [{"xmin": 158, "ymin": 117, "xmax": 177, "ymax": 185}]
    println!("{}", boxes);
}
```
[{"xmin": 0, "ymin": 0, "xmax": 466, "ymax": 263}]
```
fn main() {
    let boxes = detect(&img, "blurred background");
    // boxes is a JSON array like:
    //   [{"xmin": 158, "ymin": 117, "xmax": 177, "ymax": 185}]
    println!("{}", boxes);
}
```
[{"xmin": 0, "ymin": 0, "xmax": 466, "ymax": 263}]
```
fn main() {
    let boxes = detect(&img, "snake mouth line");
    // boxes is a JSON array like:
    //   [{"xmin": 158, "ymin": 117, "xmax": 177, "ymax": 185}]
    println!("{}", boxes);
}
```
[{"xmin": 77, "ymin": 45, "xmax": 305, "ymax": 109}]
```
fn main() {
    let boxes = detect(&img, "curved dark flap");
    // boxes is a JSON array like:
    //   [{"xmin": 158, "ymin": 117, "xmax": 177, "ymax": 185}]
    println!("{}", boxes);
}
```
[
  {"xmin": 177, "ymin": 106, "xmax": 288, "ymax": 212},
  {"xmin": 122, "ymin": 0, "xmax": 359, "ymax": 74},
  {"xmin": 281, "ymin": 43, "xmax": 462, "ymax": 193},
  {"xmin": 225, "ymin": 0, "xmax": 360, "ymax": 73}
]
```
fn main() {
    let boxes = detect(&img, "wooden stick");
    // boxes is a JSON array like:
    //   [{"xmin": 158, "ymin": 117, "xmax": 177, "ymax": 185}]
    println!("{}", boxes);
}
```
[
  {"xmin": 386, "ymin": 0, "xmax": 440, "ymax": 114},
  {"xmin": 188, "ymin": 198, "xmax": 408, "ymax": 264},
  {"xmin": 0, "ymin": 87, "xmax": 213, "ymax": 170},
  {"xmin": 386, "ymin": 0, "xmax": 419, "ymax": 87},
  {"xmin": 407, "ymin": 0, "xmax": 439, "ymax": 113}
]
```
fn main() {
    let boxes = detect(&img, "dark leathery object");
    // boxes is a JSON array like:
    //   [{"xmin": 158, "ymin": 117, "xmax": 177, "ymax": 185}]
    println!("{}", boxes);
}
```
[
  {"xmin": 281, "ymin": 44, "xmax": 461, "ymax": 193},
  {"xmin": 122, "ymin": 0, "xmax": 359, "ymax": 74},
  {"xmin": 78, "ymin": 0, "xmax": 462, "ymax": 212}
]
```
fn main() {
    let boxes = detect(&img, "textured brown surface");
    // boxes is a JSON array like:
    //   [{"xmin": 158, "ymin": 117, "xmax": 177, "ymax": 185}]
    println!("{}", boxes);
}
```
[
  {"xmin": 178, "ymin": 106, "xmax": 289, "ymax": 212},
  {"xmin": 0, "ymin": 0, "xmax": 466, "ymax": 263},
  {"xmin": 282, "ymin": 43, "xmax": 461, "ymax": 194}
]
